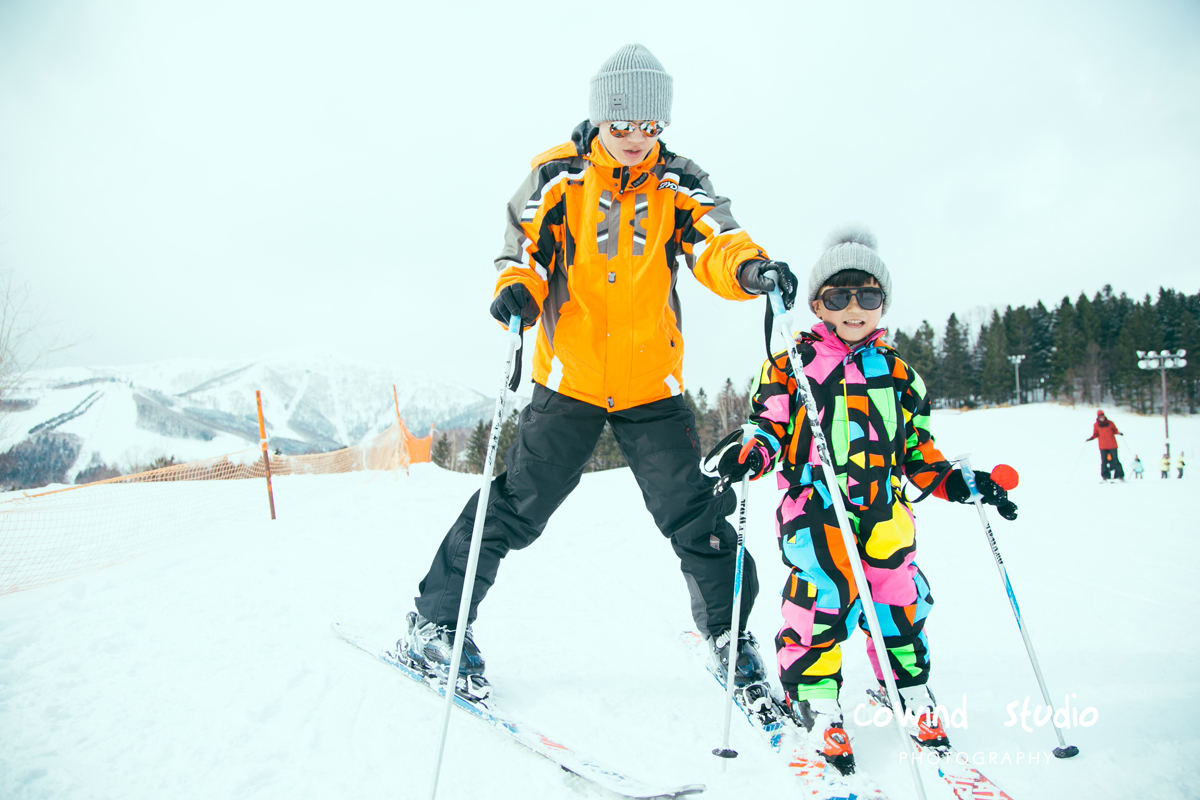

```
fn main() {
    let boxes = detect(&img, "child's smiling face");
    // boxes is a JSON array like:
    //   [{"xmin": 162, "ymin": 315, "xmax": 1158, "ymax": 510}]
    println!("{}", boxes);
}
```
[{"xmin": 811, "ymin": 277, "xmax": 884, "ymax": 346}]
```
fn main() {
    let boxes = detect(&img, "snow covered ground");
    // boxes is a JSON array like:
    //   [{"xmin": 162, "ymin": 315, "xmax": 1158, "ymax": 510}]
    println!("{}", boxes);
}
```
[{"xmin": 1, "ymin": 403, "xmax": 1197, "ymax": 800}]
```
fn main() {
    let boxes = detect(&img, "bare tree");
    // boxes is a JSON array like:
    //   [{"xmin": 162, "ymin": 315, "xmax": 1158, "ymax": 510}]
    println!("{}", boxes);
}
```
[
  {"xmin": 0, "ymin": 272, "xmax": 73, "ymax": 429},
  {"xmin": 0, "ymin": 273, "xmax": 67, "ymax": 398}
]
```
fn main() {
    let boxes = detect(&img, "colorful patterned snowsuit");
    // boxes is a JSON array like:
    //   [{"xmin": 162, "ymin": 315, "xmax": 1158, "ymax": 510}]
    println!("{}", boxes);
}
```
[{"xmin": 743, "ymin": 323, "xmax": 954, "ymax": 700}]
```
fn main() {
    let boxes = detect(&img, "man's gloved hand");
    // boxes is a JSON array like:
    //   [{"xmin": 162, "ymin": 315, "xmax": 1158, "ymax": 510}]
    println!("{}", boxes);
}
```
[
  {"xmin": 701, "ymin": 429, "xmax": 767, "ymax": 496},
  {"xmin": 490, "ymin": 283, "xmax": 540, "ymax": 328},
  {"xmin": 738, "ymin": 259, "xmax": 798, "ymax": 310},
  {"xmin": 943, "ymin": 467, "xmax": 1019, "ymax": 521}
]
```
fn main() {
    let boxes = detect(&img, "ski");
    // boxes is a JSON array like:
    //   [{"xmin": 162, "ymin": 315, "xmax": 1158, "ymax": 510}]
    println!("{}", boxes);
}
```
[
  {"xmin": 682, "ymin": 631, "xmax": 888, "ymax": 799},
  {"xmin": 333, "ymin": 623, "xmax": 705, "ymax": 799},
  {"xmin": 866, "ymin": 688, "xmax": 1014, "ymax": 800}
]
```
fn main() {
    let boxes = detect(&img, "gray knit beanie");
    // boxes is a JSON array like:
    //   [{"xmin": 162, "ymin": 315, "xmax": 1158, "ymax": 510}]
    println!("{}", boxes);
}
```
[
  {"xmin": 808, "ymin": 226, "xmax": 893, "ymax": 314},
  {"xmin": 589, "ymin": 44, "xmax": 673, "ymax": 124}
]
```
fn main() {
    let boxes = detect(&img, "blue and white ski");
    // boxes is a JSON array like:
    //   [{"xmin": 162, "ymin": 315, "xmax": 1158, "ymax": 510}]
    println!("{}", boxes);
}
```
[{"xmin": 333, "ymin": 623, "xmax": 705, "ymax": 799}]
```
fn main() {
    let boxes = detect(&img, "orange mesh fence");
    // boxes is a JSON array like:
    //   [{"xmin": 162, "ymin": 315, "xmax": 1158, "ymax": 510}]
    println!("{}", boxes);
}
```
[
  {"xmin": 0, "ymin": 419, "xmax": 430, "ymax": 595},
  {"xmin": 402, "ymin": 420, "xmax": 432, "ymax": 464}
]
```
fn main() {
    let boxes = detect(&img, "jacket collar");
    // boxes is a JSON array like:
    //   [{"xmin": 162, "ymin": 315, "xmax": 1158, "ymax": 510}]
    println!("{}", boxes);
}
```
[
  {"xmin": 807, "ymin": 322, "xmax": 890, "ymax": 359},
  {"xmin": 586, "ymin": 133, "xmax": 661, "ymax": 194}
]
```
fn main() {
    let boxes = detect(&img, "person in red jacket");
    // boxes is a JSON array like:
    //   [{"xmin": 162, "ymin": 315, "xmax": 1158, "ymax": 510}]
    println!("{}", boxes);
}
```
[{"xmin": 1086, "ymin": 410, "xmax": 1125, "ymax": 481}]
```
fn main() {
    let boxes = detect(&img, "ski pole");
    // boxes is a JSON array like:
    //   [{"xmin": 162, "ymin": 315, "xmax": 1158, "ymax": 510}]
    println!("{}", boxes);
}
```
[
  {"xmin": 955, "ymin": 456, "xmax": 1079, "ymax": 759},
  {"xmin": 763, "ymin": 278, "xmax": 927, "ymax": 800},
  {"xmin": 428, "ymin": 314, "xmax": 523, "ymax": 800},
  {"xmin": 1070, "ymin": 441, "xmax": 1087, "ymax": 480},
  {"xmin": 712, "ymin": 470, "xmax": 751, "ymax": 769}
]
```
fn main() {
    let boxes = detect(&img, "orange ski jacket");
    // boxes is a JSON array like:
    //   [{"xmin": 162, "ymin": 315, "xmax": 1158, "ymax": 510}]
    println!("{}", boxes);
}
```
[{"xmin": 494, "ymin": 121, "xmax": 767, "ymax": 412}]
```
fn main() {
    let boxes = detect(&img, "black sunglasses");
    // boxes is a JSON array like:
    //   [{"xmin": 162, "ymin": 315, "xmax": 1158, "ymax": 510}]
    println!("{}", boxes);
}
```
[{"xmin": 818, "ymin": 287, "xmax": 884, "ymax": 311}]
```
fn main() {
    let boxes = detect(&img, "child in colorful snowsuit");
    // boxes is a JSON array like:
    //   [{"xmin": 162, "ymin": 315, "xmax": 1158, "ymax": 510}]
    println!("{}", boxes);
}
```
[
  {"xmin": 1132, "ymin": 456, "xmax": 1144, "ymax": 479},
  {"xmin": 1178, "ymin": 452, "xmax": 1186, "ymax": 479},
  {"xmin": 1161, "ymin": 454, "xmax": 1170, "ymax": 478},
  {"xmin": 704, "ymin": 228, "xmax": 1018, "ymax": 775}
]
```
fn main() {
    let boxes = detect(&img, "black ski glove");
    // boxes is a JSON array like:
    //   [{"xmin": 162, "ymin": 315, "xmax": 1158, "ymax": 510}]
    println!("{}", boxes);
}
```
[
  {"xmin": 738, "ymin": 259, "xmax": 798, "ymax": 310},
  {"xmin": 943, "ymin": 469, "xmax": 1019, "ymax": 521},
  {"xmin": 701, "ymin": 429, "xmax": 767, "ymax": 496},
  {"xmin": 490, "ymin": 283, "xmax": 540, "ymax": 328}
]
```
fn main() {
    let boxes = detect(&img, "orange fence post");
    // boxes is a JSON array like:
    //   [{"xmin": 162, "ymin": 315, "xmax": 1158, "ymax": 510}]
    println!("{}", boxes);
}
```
[{"xmin": 255, "ymin": 390, "xmax": 277, "ymax": 520}]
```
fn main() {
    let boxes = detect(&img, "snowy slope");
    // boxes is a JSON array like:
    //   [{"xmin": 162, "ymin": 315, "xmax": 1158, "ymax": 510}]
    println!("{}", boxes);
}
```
[
  {"xmin": 1, "ymin": 353, "xmax": 499, "ymax": 479},
  {"xmin": 0, "ymin": 404, "xmax": 1197, "ymax": 800}
]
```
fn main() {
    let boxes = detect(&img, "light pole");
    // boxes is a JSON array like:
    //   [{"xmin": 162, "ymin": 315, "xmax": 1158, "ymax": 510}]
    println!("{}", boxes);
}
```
[
  {"xmin": 1008, "ymin": 354, "xmax": 1025, "ymax": 405},
  {"xmin": 1137, "ymin": 349, "xmax": 1187, "ymax": 458}
]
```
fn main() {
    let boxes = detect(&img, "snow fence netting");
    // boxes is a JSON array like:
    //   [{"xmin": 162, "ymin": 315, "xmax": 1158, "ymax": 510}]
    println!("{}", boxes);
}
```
[{"xmin": 0, "ymin": 420, "xmax": 431, "ymax": 595}]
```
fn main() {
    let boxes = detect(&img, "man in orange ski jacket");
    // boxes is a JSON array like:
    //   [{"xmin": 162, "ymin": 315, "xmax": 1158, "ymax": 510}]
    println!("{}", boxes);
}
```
[{"xmin": 403, "ymin": 44, "xmax": 798, "ymax": 696}]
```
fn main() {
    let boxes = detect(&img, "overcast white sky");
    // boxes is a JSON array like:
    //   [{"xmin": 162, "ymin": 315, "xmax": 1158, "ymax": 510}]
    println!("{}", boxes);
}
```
[{"xmin": 1, "ymin": 0, "xmax": 1197, "ymax": 397}]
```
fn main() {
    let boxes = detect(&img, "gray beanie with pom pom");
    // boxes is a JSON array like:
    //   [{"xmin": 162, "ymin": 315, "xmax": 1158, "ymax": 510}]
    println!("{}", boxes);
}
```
[{"xmin": 807, "ymin": 226, "xmax": 892, "ymax": 314}]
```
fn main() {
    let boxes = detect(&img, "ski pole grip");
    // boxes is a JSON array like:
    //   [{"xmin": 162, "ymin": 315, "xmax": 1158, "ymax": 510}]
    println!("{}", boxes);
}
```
[
  {"xmin": 955, "ymin": 454, "xmax": 982, "ymax": 502},
  {"xmin": 763, "ymin": 276, "xmax": 789, "ymax": 318},
  {"xmin": 504, "ymin": 314, "xmax": 522, "ymax": 347}
]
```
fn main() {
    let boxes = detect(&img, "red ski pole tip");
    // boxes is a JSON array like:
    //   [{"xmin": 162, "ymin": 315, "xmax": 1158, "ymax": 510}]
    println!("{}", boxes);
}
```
[{"xmin": 991, "ymin": 464, "xmax": 1019, "ymax": 490}]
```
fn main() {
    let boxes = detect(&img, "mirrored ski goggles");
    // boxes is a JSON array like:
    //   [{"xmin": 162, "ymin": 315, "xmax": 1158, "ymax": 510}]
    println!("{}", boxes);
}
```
[
  {"xmin": 818, "ymin": 287, "xmax": 885, "ymax": 311},
  {"xmin": 607, "ymin": 120, "xmax": 666, "ymax": 138}
]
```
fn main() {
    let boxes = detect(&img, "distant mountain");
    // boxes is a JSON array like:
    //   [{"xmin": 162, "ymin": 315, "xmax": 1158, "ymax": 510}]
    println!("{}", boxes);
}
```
[{"xmin": 0, "ymin": 352, "xmax": 508, "ymax": 487}]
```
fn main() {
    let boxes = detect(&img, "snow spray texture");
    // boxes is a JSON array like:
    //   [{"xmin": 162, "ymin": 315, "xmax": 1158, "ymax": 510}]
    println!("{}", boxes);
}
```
[
  {"xmin": 742, "ymin": 323, "xmax": 953, "ymax": 695},
  {"xmin": 494, "ymin": 120, "xmax": 766, "ymax": 413},
  {"xmin": 0, "ymin": 421, "xmax": 428, "ymax": 595}
]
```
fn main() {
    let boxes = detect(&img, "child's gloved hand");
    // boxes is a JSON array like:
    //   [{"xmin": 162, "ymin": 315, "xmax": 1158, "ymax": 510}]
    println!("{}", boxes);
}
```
[
  {"xmin": 943, "ymin": 466, "xmax": 1019, "ymax": 521},
  {"xmin": 701, "ymin": 429, "xmax": 767, "ymax": 496}
]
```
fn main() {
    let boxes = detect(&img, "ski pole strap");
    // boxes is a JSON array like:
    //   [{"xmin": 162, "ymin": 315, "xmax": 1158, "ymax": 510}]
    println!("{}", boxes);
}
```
[
  {"xmin": 762, "ymin": 270, "xmax": 791, "ymax": 362},
  {"xmin": 762, "ymin": 296, "xmax": 775, "ymax": 363}
]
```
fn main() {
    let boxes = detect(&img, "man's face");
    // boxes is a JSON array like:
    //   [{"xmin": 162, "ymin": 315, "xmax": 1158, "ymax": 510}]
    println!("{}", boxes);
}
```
[
  {"xmin": 811, "ymin": 278, "xmax": 884, "ymax": 346},
  {"xmin": 597, "ymin": 121, "xmax": 660, "ymax": 167}
]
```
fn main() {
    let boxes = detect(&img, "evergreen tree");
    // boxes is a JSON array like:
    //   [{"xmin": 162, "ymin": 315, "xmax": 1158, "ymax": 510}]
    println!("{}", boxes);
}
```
[
  {"xmin": 1114, "ymin": 296, "xmax": 1158, "ymax": 413},
  {"xmin": 1049, "ymin": 297, "xmax": 1083, "ymax": 402},
  {"xmin": 939, "ymin": 313, "xmax": 972, "ymax": 407},
  {"xmin": 1075, "ymin": 293, "xmax": 1102, "ymax": 403},
  {"xmin": 431, "ymin": 433, "xmax": 452, "ymax": 469},
  {"xmin": 1002, "ymin": 305, "xmax": 1031, "ymax": 403},
  {"xmin": 1026, "ymin": 301, "xmax": 1055, "ymax": 401},
  {"xmin": 893, "ymin": 322, "xmax": 939, "ymax": 400},
  {"xmin": 494, "ymin": 408, "xmax": 520, "ymax": 473},
  {"xmin": 979, "ymin": 310, "xmax": 1011, "ymax": 404},
  {"xmin": 465, "ymin": 419, "xmax": 490, "ymax": 474}
]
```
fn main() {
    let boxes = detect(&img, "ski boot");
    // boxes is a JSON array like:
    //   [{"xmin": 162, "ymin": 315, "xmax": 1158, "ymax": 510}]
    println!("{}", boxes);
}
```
[
  {"xmin": 786, "ymin": 693, "xmax": 855, "ymax": 776},
  {"xmin": 708, "ymin": 629, "xmax": 785, "ymax": 730},
  {"xmin": 707, "ymin": 629, "xmax": 767, "ymax": 687},
  {"xmin": 401, "ymin": 612, "xmax": 490, "ymax": 702},
  {"xmin": 900, "ymin": 685, "xmax": 951, "ymax": 752}
]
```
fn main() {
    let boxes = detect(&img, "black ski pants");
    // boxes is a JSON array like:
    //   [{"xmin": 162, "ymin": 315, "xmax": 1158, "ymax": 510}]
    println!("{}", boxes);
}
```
[
  {"xmin": 415, "ymin": 383, "xmax": 758, "ymax": 638},
  {"xmin": 1100, "ymin": 449, "xmax": 1124, "ymax": 480}
]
